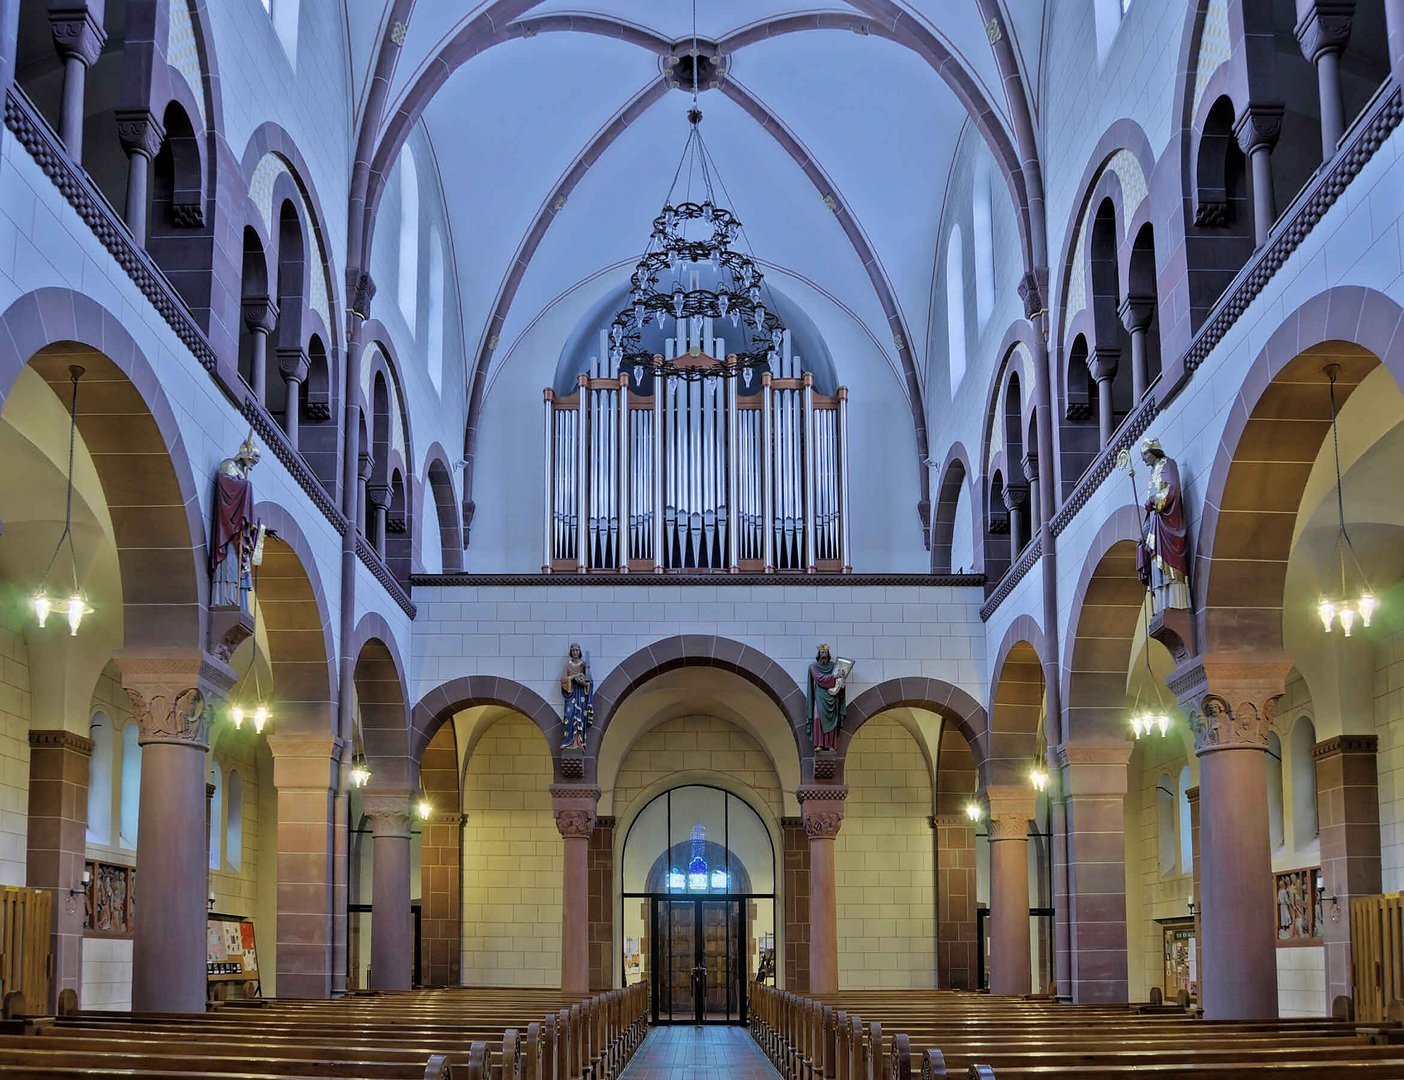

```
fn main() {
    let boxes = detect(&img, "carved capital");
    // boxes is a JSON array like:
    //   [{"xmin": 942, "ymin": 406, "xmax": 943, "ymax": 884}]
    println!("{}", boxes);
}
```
[
  {"xmin": 242, "ymin": 296, "xmax": 279, "ymax": 335},
  {"xmin": 49, "ymin": 5, "xmax": 106, "ymax": 66},
  {"xmin": 358, "ymin": 452, "xmax": 375, "ymax": 482},
  {"xmin": 113, "ymin": 108, "xmax": 164, "ymax": 159},
  {"xmin": 1021, "ymin": 452, "xmax": 1038, "ymax": 485},
  {"xmin": 555, "ymin": 808, "xmax": 596, "ymax": 838},
  {"xmin": 1017, "ymin": 272, "xmax": 1044, "ymax": 320},
  {"xmin": 1118, "ymin": 293, "xmax": 1156, "ymax": 334},
  {"xmin": 362, "ymin": 793, "xmax": 412, "ymax": 837},
  {"xmin": 366, "ymin": 483, "xmax": 392, "ymax": 511},
  {"xmin": 1002, "ymin": 482, "xmax": 1029, "ymax": 513},
  {"xmin": 1188, "ymin": 692, "xmax": 1278, "ymax": 754},
  {"xmin": 117, "ymin": 651, "xmax": 233, "ymax": 749},
  {"xmin": 987, "ymin": 813, "xmax": 1030, "ymax": 841},
  {"xmin": 1234, "ymin": 102, "xmax": 1285, "ymax": 155},
  {"xmin": 802, "ymin": 811, "xmax": 843, "ymax": 839},
  {"xmin": 1295, "ymin": 1, "xmax": 1354, "ymax": 63},
  {"xmin": 1087, "ymin": 345, "xmax": 1121, "ymax": 382},
  {"xmin": 349, "ymin": 271, "xmax": 376, "ymax": 319},
  {"xmin": 276, "ymin": 346, "xmax": 309, "ymax": 384},
  {"xmin": 1171, "ymin": 654, "xmax": 1292, "ymax": 756}
]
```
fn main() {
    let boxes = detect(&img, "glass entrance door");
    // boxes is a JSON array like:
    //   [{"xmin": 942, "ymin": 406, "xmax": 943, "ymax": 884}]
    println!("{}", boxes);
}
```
[{"xmin": 651, "ymin": 897, "xmax": 744, "ymax": 1023}]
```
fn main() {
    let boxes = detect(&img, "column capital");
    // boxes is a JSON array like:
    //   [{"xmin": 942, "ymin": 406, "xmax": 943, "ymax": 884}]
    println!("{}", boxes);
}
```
[
  {"xmin": 1171, "ymin": 653, "xmax": 1292, "ymax": 755},
  {"xmin": 1017, "ymin": 271, "xmax": 1044, "ymax": 321},
  {"xmin": 987, "ymin": 813, "xmax": 1030, "ymax": 842},
  {"xmin": 1184, "ymin": 785, "xmax": 1199, "ymax": 806},
  {"xmin": 1002, "ymin": 482, "xmax": 1029, "ymax": 513},
  {"xmin": 48, "ymin": 5, "xmax": 106, "ymax": 66},
  {"xmin": 1087, "ymin": 345, "xmax": 1121, "ymax": 382},
  {"xmin": 798, "ymin": 784, "xmax": 847, "ymax": 838},
  {"xmin": 1055, "ymin": 741, "xmax": 1134, "ymax": 797},
  {"xmin": 550, "ymin": 784, "xmax": 600, "ymax": 838},
  {"xmin": 362, "ymin": 793, "xmax": 413, "ymax": 838},
  {"xmin": 1233, "ymin": 102, "xmax": 1286, "ymax": 154},
  {"xmin": 1296, "ymin": 1, "xmax": 1354, "ymax": 62},
  {"xmin": 113, "ymin": 107, "xmax": 165, "ymax": 159},
  {"xmin": 276, "ymin": 346, "xmax": 309, "ymax": 384},
  {"xmin": 358, "ymin": 451, "xmax": 375, "ymax": 482},
  {"xmin": 802, "ymin": 809, "xmax": 843, "ymax": 839},
  {"xmin": 116, "ymin": 651, "xmax": 235, "ymax": 749},
  {"xmin": 1118, "ymin": 293, "xmax": 1157, "ymax": 334},
  {"xmin": 242, "ymin": 295, "xmax": 279, "ymax": 334},
  {"xmin": 366, "ymin": 482, "xmax": 392, "ymax": 510},
  {"xmin": 1312, "ymin": 733, "xmax": 1379, "ymax": 760},
  {"xmin": 348, "ymin": 270, "xmax": 377, "ymax": 320},
  {"xmin": 1020, "ymin": 451, "xmax": 1038, "ymax": 485}
]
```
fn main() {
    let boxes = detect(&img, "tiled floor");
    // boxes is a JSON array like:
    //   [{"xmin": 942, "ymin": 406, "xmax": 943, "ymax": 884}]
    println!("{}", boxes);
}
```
[{"xmin": 619, "ymin": 1024, "xmax": 782, "ymax": 1078}]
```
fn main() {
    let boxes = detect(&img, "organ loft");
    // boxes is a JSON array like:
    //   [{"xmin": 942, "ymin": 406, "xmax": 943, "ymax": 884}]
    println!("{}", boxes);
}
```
[{"xmin": 0, "ymin": 0, "xmax": 1403, "ymax": 1077}]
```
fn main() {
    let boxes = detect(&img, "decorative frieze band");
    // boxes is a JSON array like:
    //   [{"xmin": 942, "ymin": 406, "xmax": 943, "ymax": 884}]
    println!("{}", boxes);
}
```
[
  {"xmin": 28, "ymin": 729, "xmax": 94, "ymax": 755},
  {"xmin": 1312, "ymin": 733, "xmax": 1379, "ymax": 759}
]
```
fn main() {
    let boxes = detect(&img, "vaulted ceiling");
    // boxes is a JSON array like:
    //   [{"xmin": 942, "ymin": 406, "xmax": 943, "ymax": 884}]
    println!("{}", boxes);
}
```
[{"xmin": 344, "ymin": 2, "xmax": 1048, "ymax": 450}]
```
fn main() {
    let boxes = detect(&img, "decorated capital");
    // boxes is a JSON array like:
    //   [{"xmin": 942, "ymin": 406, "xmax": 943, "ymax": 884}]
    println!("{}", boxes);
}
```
[{"xmin": 362, "ymin": 794, "xmax": 413, "ymax": 838}]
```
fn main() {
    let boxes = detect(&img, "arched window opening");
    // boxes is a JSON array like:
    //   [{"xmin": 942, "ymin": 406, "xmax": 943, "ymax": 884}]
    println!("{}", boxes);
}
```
[
  {"xmin": 87, "ymin": 713, "xmax": 114, "ymax": 846},
  {"xmin": 427, "ymin": 232, "xmax": 445, "ymax": 392},
  {"xmin": 946, "ymin": 226, "xmax": 967, "ymax": 394},
  {"xmin": 1003, "ymin": 375, "xmax": 1027, "ymax": 555},
  {"xmin": 387, "ymin": 468, "xmax": 411, "ymax": 582},
  {"xmin": 1267, "ymin": 731, "xmax": 1285, "ymax": 850},
  {"xmin": 950, "ymin": 476, "xmax": 975, "ymax": 573},
  {"xmin": 266, "ymin": 0, "xmax": 299, "ymax": 64},
  {"xmin": 983, "ymin": 469, "xmax": 1010, "ymax": 590},
  {"xmin": 1126, "ymin": 223, "xmax": 1161, "ymax": 394},
  {"xmin": 1157, "ymin": 772, "xmax": 1176, "ymax": 876},
  {"xmin": 239, "ymin": 227, "xmax": 271, "ymax": 399},
  {"xmin": 272, "ymin": 200, "xmax": 306, "ymax": 422},
  {"xmin": 397, "ymin": 149, "xmax": 420, "ymax": 324},
  {"xmin": 119, "ymin": 723, "xmax": 142, "ymax": 850},
  {"xmin": 1060, "ymin": 334, "xmax": 1099, "ymax": 498},
  {"xmin": 972, "ymin": 163, "xmax": 995, "ymax": 326},
  {"xmin": 226, "ymin": 770, "xmax": 244, "ymax": 873},
  {"xmin": 1291, "ymin": 717, "xmax": 1319, "ymax": 849},
  {"xmin": 1177, "ymin": 765, "xmax": 1193, "ymax": 873},
  {"xmin": 1089, "ymin": 198, "xmax": 1131, "ymax": 436},
  {"xmin": 933, "ymin": 458, "xmax": 971, "ymax": 574},
  {"xmin": 208, "ymin": 761, "xmax": 223, "ymax": 870},
  {"xmin": 1190, "ymin": 96, "xmax": 1254, "ymax": 321}
]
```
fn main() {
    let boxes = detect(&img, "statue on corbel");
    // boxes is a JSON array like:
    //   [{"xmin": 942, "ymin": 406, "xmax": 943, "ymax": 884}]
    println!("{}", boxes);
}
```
[
  {"xmin": 211, "ymin": 432, "xmax": 276, "ymax": 614},
  {"xmin": 808, "ymin": 644, "xmax": 854, "ymax": 752}
]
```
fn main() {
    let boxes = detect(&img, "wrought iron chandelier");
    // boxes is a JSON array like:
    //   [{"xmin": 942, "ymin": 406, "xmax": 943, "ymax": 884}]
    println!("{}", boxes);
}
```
[
  {"xmin": 32, "ymin": 365, "xmax": 94, "ymax": 636},
  {"xmin": 607, "ymin": 16, "xmax": 785, "ymax": 382},
  {"xmin": 1317, "ymin": 363, "xmax": 1376, "ymax": 636},
  {"xmin": 1129, "ymin": 597, "xmax": 1171, "ymax": 739}
]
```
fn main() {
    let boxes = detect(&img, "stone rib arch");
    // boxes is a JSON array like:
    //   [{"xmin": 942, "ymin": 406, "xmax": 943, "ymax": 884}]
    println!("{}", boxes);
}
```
[
  {"xmin": 840, "ymin": 677, "xmax": 987, "ymax": 779},
  {"xmin": 411, "ymin": 674, "xmax": 562, "ymax": 766}
]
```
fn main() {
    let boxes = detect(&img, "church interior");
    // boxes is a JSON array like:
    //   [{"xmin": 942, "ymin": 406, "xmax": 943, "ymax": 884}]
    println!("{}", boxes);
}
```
[{"xmin": 1, "ymin": 0, "xmax": 1404, "ymax": 1076}]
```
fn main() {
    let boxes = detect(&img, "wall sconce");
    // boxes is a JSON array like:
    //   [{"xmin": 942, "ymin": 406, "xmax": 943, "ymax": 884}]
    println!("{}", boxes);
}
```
[
  {"xmin": 1186, "ymin": 895, "xmax": 1197, "ymax": 917},
  {"xmin": 964, "ymin": 801, "xmax": 983, "ymax": 822},
  {"xmin": 1029, "ymin": 768, "xmax": 1048, "ymax": 792},
  {"xmin": 208, "ymin": 891, "xmax": 217, "ymax": 912},
  {"xmin": 66, "ymin": 866, "xmax": 91, "ymax": 913}
]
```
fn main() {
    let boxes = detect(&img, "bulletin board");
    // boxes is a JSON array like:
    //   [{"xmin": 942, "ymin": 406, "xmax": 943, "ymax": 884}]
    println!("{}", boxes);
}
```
[{"xmin": 207, "ymin": 914, "xmax": 260, "ymax": 997}]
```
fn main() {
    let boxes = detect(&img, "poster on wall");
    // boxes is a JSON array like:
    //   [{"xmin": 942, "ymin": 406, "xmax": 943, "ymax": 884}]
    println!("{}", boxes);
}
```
[
  {"xmin": 624, "ymin": 936, "xmax": 642, "ymax": 977},
  {"xmin": 207, "ymin": 914, "xmax": 260, "ymax": 985},
  {"xmin": 1274, "ymin": 867, "xmax": 1321, "ymax": 942}
]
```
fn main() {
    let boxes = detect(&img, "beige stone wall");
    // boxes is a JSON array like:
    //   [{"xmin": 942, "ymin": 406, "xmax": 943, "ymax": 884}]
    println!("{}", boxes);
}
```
[
  {"xmin": 0, "ymin": 603, "xmax": 32, "ymax": 886},
  {"xmin": 611, "ymin": 715, "xmax": 784, "ymax": 821},
  {"xmin": 209, "ymin": 736, "xmax": 265, "ymax": 920},
  {"xmin": 835, "ymin": 715, "xmax": 935, "ymax": 988},
  {"xmin": 461, "ymin": 713, "xmax": 561, "ymax": 985}
]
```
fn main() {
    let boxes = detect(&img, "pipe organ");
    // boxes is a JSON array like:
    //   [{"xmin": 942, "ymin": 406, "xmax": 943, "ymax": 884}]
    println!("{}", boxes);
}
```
[{"xmin": 544, "ymin": 319, "xmax": 850, "ymax": 573}]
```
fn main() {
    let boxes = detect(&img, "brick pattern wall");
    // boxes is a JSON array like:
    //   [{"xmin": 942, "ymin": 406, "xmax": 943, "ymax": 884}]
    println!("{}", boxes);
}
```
[
  {"xmin": 936, "ymin": 816, "xmax": 977, "ymax": 989},
  {"xmin": 588, "ymin": 818, "xmax": 613, "ymax": 991},
  {"xmin": 461, "ymin": 714, "xmax": 560, "ymax": 985},
  {"xmin": 835, "ymin": 716, "xmax": 936, "ymax": 988},
  {"xmin": 781, "ymin": 819, "xmax": 809, "ymax": 992},
  {"xmin": 420, "ymin": 724, "xmax": 461, "ymax": 987}
]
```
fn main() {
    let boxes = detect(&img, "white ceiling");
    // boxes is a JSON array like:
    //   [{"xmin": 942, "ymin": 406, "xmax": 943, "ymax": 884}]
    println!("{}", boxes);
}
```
[{"xmin": 352, "ymin": 1, "xmax": 1039, "ymax": 412}]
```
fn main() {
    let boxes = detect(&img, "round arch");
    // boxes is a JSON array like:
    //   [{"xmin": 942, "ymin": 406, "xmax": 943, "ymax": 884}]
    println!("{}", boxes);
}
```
[
  {"xmin": 840, "ymin": 676, "xmax": 987, "ymax": 774},
  {"xmin": 986, "ymin": 623, "xmax": 1048, "ymax": 788},
  {"xmin": 411, "ymin": 674, "xmax": 561, "ymax": 765}
]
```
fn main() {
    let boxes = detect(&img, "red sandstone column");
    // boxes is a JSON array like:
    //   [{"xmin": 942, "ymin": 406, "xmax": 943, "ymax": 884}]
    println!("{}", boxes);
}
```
[
  {"xmin": 268, "ymin": 733, "xmax": 343, "ymax": 998},
  {"xmin": 1175, "ymin": 656, "xmax": 1289, "ymax": 1019},
  {"xmin": 935, "ymin": 814, "xmax": 978, "ymax": 990},
  {"xmin": 1058, "ymin": 743, "xmax": 1132, "ymax": 1003},
  {"xmin": 26, "ymin": 730, "xmax": 93, "ymax": 1011},
  {"xmin": 364, "ymin": 793, "xmax": 413, "ymax": 990},
  {"xmin": 553, "ymin": 785, "xmax": 600, "ymax": 995},
  {"xmin": 799, "ymin": 787, "xmax": 846, "ymax": 995},
  {"xmin": 119, "ymin": 653, "xmax": 232, "ymax": 1013},
  {"xmin": 987, "ymin": 793, "xmax": 1034, "ymax": 996},
  {"xmin": 1314, "ymin": 735, "xmax": 1382, "ymax": 1010}
]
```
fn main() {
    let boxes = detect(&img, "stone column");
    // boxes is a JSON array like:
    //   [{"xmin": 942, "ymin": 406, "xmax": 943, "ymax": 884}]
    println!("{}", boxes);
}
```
[
  {"xmin": 277, "ymin": 347, "xmax": 308, "ymax": 451},
  {"xmin": 987, "ymin": 791, "xmax": 1035, "ymax": 996},
  {"xmin": 1058, "ymin": 743, "xmax": 1132, "ymax": 1003},
  {"xmin": 1021, "ymin": 452, "xmax": 1039, "ymax": 534},
  {"xmin": 1117, "ymin": 295, "xmax": 1156, "ymax": 403},
  {"xmin": 1087, "ymin": 348, "xmax": 1120, "ymax": 449},
  {"xmin": 364, "ymin": 792, "xmax": 413, "ymax": 990},
  {"xmin": 48, "ymin": 4, "xmax": 105, "ymax": 163},
  {"xmin": 799, "ymin": 786, "xmax": 846, "ymax": 994},
  {"xmin": 242, "ymin": 297, "xmax": 278, "ymax": 403},
  {"xmin": 1233, "ymin": 104, "xmax": 1285, "ymax": 248},
  {"xmin": 1174, "ymin": 655, "xmax": 1290, "ymax": 1019},
  {"xmin": 1296, "ymin": 3, "xmax": 1355, "ymax": 157},
  {"xmin": 367, "ymin": 484, "xmax": 391, "ymax": 559},
  {"xmin": 268, "ymin": 733, "xmax": 343, "ymax": 998},
  {"xmin": 1186, "ymin": 785, "xmax": 1202, "ymax": 998},
  {"xmin": 357, "ymin": 452, "xmax": 374, "ymax": 534},
  {"xmin": 118, "ymin": 652, "xmax": 231, "ymax": 1013},
  {"xmin": 113, "ymin": 109, "xmax": 163, "ymax": 246},
  {"xmin": 552, "ymin": 785, "xmax": 599, "ymax": 996},
  {"xmin": 934, "ymin": 814, "xmax": 978, "ymax": 990},
  {"xmin": 1314, "ymin": 734, "xmax": 1381, "ymax": 1009},
  {"xmin": 25, "ymin": 730, "xmax": 93, "ymax": 1011},
  {"xmin": 781, "ymin": 818, "xmax": 811, "ymax": 991},
  {"xmin": 1003, "ymin": 483, "xmax": 1029, "ymax": 562}
]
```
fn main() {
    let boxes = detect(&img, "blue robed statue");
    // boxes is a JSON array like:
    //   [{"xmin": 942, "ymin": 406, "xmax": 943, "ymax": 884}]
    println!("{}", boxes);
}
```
[{"xmin": 560, "ymin": 642, "xmax": 595, "ymax": 750}]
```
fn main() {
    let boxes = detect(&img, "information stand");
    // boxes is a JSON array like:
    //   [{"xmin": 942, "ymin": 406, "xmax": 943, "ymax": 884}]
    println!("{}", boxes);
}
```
[{"xmin": 207, "ymin": 912, "xmax": 260, "ymax": 1001}]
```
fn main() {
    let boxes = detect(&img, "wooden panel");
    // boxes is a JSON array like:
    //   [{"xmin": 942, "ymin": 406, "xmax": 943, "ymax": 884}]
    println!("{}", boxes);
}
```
[
  {"xmin": 0, "ymin": 887, "xmax": 51, "ymax": 1010},
  {"xmin": 1351, "ymin": 893, "xmax": 1404, "ymax": 1022}
]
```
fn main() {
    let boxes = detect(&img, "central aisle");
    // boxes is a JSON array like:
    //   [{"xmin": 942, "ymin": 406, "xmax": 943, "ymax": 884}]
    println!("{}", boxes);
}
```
[{"xmin": 619, "ymin": 1025, "xmax": 782, "ymax": 1079}]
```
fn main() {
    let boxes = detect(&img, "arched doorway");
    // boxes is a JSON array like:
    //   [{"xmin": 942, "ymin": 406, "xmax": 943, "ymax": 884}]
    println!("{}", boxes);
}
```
[{"xmin": 621, "ymin": 785, "xmax": 775, "ymax": 1024}]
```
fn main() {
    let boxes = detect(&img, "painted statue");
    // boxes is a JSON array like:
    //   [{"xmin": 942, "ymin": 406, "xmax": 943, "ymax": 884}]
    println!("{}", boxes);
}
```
[
  {"xmin": 560, "ymin": 642, "xmax": 595, "ymax": 751},
  {"xmin": 807, "ymin": 644, "xmax": 852, "ymax": 751},
  {"xmin": 1136, "ymin": 437, "xmax": 1191, "ymax": 612},
  {"xmin": 211, "ymin": 432, "xmax": 270, "ymax": 612}
]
